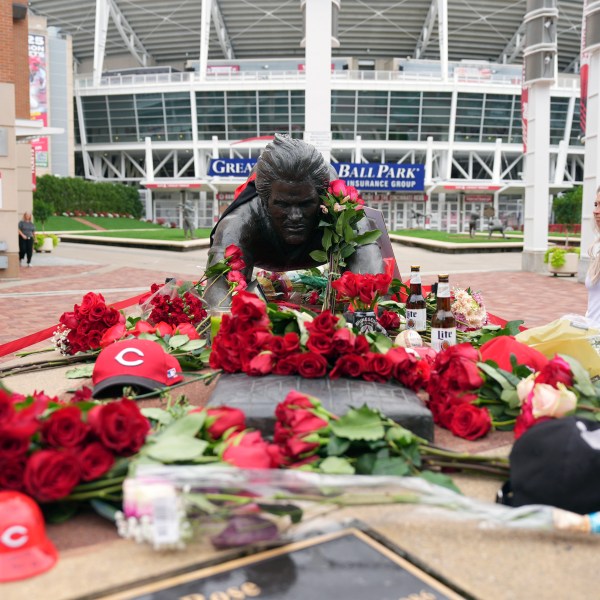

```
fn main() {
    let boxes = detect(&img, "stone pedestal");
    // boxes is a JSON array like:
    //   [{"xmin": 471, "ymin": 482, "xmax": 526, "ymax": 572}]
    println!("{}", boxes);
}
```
[{"xmin": 208, "ymin": 374, "xmax": 434, "ymax": 441}]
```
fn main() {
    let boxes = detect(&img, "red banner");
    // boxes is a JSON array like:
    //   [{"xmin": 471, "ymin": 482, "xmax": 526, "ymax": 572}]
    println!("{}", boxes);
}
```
[
  {"xmin": 581, "ymin": 0, "xmax": 590, "ymax": 138},
  {"xmin": 521, "ymin": 65, "xmax": 528, "ymax": 153}
]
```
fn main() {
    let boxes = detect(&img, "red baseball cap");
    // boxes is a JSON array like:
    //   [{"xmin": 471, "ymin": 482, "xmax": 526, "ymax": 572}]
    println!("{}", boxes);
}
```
[
  {"xmin": 92, "ymin": 339, "xmax": 183, "ymax": 399},
  {"xmin": 0, "ymin": 491, "xmax": 58, "ymax": 582}
]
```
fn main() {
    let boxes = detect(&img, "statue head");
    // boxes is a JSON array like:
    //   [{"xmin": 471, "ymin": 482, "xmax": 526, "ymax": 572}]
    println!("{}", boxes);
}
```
[{"xmin": 255, "ymin": 134, "xmax": 330, "ymax": 245}]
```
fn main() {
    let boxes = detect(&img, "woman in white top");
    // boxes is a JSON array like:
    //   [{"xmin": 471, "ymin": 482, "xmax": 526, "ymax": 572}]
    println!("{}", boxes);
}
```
[{"xmin": 586, "ymin": 188, "xmax": 600, "ymax": 324}]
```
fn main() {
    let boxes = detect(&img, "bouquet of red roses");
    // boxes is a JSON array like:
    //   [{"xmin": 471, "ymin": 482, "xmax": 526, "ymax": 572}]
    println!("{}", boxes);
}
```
[
  {"xmin": 0, "ymin": 386, "xmax": 150, "ymax": 504},
  {"xmin": 53, "ymin": 292, "xmax": 125, "ymax": 355},
  {"xmin": 139, "ymin": 280, "xmax": 207, "ymax": 328}
]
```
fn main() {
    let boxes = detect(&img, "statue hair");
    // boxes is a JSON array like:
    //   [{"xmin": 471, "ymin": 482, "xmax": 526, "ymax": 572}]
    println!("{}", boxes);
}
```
[{"xmin": 255, "ymin": 134, "xmax": 331, "ymax": 202}]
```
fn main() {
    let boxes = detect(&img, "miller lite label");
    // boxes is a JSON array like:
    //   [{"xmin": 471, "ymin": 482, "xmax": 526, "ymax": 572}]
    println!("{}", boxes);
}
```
[{"xmin": 430, "ymin": 327, "xmax": 456, "ymax": 351}]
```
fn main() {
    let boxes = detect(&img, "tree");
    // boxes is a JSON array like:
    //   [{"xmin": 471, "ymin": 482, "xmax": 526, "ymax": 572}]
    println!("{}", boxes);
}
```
[
  {"xmin": 33, "ymin": 198, "xmax": 54, "ymax": 231},
  {"xmin": 553, "ymin": 186, "xmax": 582, "ymax": 226}
]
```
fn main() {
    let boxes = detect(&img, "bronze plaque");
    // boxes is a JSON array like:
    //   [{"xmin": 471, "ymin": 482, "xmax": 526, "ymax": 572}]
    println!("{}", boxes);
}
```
[{"xmin": 100, "ymin": 529, "xmax": 466, "ymax": 600}]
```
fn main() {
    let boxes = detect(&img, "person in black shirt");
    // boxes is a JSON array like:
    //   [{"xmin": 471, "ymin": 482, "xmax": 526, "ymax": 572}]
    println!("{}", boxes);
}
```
[{"xmin": 18, "ymin": 212, "xmax": 36, "ymax": 267}]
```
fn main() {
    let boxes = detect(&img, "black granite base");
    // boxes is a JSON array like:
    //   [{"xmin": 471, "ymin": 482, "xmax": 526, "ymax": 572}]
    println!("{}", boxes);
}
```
[{"xmin": 207, "ymin": 374, "xmax": 433, "ymax": 441}]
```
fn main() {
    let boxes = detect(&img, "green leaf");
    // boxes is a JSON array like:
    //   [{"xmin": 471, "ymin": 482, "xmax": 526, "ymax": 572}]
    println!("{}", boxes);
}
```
[
  {"xmin": 169, "ymin": 334, "xmax": 190, "ymax": 349},
  {"xmin": 90, "ymin": 499, "xmax": 120, "ymax": 522},
  {"xmin": 309, "ymin": 249, "xmax": 328, "ymax": 263},
  {"xmin": 499, "ymin": 389, "xmax": 521, "ymax": 409},
  {"xmin": 355, "ymin": 452, "xmax": 377, "ymax": 474},
  {"xmin": 258, "ymin": 503, "xmax": 303, "ymax": 524},
  {"xmin": 340, "ymin": 244, "xmax": 356, "ymax": 259},
  {"xmin": 559, "ymin": 354, "xmax": 596, "ymax": 397},
  {"xmin": 141, "ymin": 407, "xmax": 174, "ymax": 425},
  {"xmin": 319, "ymin": 456, "xmax": 356, "ymax": 474},
  {"xmin": 419, "ymin": 470, "xmax": 462, "ymax": 494},
  {"xmin": 158, "ymin": 411, "xmax": 205, "ymax": 439},
  {"xmin": 371, "ymin": 456, "xmax": 410, "ymax": 476},
  {"xmin": 477, "ymin": 362, "xmax": 513, "ymax": 391},
  {"xmin": 186, "ymin": 492, "xmax": 219, "ymax": 514},
  {"xmin": 330, "ymin": 405, "xmax": 385, "ymax": 441},
  {"xmin": 179, "ymin": 339, "xmax": 206, "ymax": 352},
  {"xmin": 372, "ymin": 334, "xmax": 393, "ymax": 354},
  {"xmin": 42, "ymin": 502, "xmax": 79, "ymax": 524},
  {"xmin": 322, "ymin": 227, "xmax": 333, "ymax": 252},
  {"xmin": 147, "ymin": 437, "xmax": 208, "ymax": 462},
  {"xmin": 354, "ymin": 230, "xmax": 382, "ymax": 246},
  {"xmin": 65, "ymin": 364, "xmax": 94, "ymax": 379},
  {"xmin": 326, "ymin": 435, "xmax": 351, "ymax": 456},
  {"xmin": 385, "ymin": 425, "xmax": 417, "ymax": 447}
]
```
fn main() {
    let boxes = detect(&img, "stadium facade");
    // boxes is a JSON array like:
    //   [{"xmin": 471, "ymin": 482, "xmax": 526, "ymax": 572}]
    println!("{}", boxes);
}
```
[{"xmin": 12, "ymin": 1, "xmax": 593, "ymax": 243}]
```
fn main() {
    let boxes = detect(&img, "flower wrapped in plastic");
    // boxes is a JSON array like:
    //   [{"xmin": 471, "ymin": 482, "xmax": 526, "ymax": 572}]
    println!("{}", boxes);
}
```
[
  {"xmin": 451, "ymin": 287, "xmax": 488, "ymax": 332},
  {"xmin": 138, "ymin": 280, "xmax": 207, "ymax": 328}
]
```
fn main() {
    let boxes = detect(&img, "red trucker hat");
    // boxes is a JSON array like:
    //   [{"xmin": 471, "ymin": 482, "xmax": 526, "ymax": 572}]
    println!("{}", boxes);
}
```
[
  {"xmin": 92, "ymin": 338, "xmax": 183, "ymax": 399},
  {"xmin": 0, "ymin": 491, "xmax": 58, "ymax": 582}
]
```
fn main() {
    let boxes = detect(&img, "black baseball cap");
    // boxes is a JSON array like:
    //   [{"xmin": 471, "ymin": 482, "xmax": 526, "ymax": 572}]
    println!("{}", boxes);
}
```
[{"xmin": 498, "ymin": 416, "xmax": 600, "ymax": 515}]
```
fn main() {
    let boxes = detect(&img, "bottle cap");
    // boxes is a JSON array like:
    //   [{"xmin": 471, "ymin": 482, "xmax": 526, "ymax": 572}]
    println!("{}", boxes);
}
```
[
  {"xmin": 438, "ymin": 274, "xmax": 449, "ymax": 279},
  {"xmin": 410, "ymin": 265, "xmax": 420, "ymax": 271}
]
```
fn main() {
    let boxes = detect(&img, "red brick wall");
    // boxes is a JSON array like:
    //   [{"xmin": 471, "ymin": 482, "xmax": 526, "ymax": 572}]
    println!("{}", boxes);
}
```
[
  {"xmin": 13, "ymin": 13, "xmax": 29, "ymax": 118},
  {"xmin": 0, "ymin": 1, "xmax": 15, "ymax": 84}
]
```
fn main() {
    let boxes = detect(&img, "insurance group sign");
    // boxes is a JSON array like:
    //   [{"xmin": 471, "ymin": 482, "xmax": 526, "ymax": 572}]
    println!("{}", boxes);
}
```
[{"xmin": 208, "ymin": 158, "xmax": 425, "ymax": 192}]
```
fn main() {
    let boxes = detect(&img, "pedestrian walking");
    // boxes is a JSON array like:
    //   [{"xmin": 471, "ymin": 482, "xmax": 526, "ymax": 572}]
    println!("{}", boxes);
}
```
[{"xmin": 18, "ymin": 212, "xmax": 35, "ymax": 267}]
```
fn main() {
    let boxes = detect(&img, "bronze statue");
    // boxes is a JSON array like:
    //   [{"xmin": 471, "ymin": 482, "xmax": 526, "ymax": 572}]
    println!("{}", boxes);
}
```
[{"xmin": 204, "ymin": 134, "xmax": 384, "ymax": 307}]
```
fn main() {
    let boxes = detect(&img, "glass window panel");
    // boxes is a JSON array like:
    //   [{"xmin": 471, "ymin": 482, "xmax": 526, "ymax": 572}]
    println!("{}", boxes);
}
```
[
  {"xmin": 227, "ymin": 91, "xmax": 258, "ymax": 140},
  {"xmin": 135, "ymin": 94, "xmax": 165, "ymax": 140},
  {"xmin": 356, "ymin": 91, "xmax": 387, "ymax": 140},
  {"xmin": 481, "ymin": 94, "xmax": 513, "ymax": 142},
  {"xmin": 164, "ymin": 92, "xmax": 192, "ymax": 141},
  {"xmin": 82, "ymin": 96, "xmax": 110, "ymax": 143},
  {"xmin": 550, "ymin": 97, "xmax": 569, "ymax": 145},
  {"xmin": 510, "ymin": 95, "xmax": 522, "ymax": 145},
  {"xmin": 259, "ymin": 91, "xmax": 290, "ymax": 136},
  {"xmin": 455, "ymin": 93, "xmax": 483, "ymax": 142},
  {"xmin": 420, "ymin": 92, "xmax": 451, "ymax": 141},
  {"xmin": 389, "ymin": 92, "xmax": 420, "ymax": 141},
  {"xmin": 332, "ymin": 91, "xmax": 356, "ymax": 140},
  {"xmin": 290, "ymin": 90, "xmax": 305, "ymax": 137},
  {"xmin": 196, "ymin": 91, "xmax": 226, "ymax": 140},
  {"xmin": 570, "ymin": 101, "xmax": 582, "ymax": 145}
]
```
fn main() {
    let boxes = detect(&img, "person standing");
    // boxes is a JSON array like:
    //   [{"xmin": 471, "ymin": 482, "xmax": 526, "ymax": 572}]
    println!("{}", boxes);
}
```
[
  {"xmin": 468, "ymin": 212, "xmax": 478, "ymax": 238},
  {"xmin": 586, "ymin": 188, "xmax": 600, "ymax": 324},
  {"xmin": 18, "ymin": 212, "xmax": 35, "ymax": 267}
]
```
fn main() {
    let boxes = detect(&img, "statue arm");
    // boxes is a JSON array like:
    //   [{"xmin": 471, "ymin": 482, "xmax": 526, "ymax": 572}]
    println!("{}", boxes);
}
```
[
  {"xmin": 203, "ymin": 210, "xmax": 255, "ymax": 308},
  {"xmin": 346, "ymin": 215, "xmax": 385, "ymax": 275}
]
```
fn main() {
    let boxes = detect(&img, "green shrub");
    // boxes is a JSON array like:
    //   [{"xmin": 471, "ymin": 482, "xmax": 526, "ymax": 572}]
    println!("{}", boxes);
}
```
[
  {"xmin": 33, "ymin": 198, "xmax": 54, "ymax": 231},
  {"xmin": 543, "ymin": 246, "xmax": 580, "ymax": 268},
  {"xmin": 553, "ymin": 187, "xmax": 582, "ymax": 226},
  {"xmin": 34, "ymin": 233, "xmax": 60, "ymax": 251},
  {"xmin": 34, "ymin": 175, "xmax": 143, "ymax": 218}
]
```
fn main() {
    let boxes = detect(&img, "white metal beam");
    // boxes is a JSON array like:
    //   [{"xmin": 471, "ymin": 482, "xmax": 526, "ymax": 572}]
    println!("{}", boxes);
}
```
[
  {"xmin": 107, "ymin": 0, "xmax": 152, "ymax": 67},
  {"xmin": 93, "ymin": 0, "xmax": 110, "ymax": 87},
  {"xmin": 497, "ymin": 22, "xmax": 526, "ymax": 64},
  {"xmin": 414, "ymin": 0, "xmax": 437, "ymax": 60},
  {"xmin": 199, "ymin": 0, "xmax": 213, "ymax": 81},
  {"xmin": 211, "ymin": 0, "xmax": 235, "ymax": 60},
  {"xmin": 437, "ymin": 0, "xmax": 448, "ymax": 82}
]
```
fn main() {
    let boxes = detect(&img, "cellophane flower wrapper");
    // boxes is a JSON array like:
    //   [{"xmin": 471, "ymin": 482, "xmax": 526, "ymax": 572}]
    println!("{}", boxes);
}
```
[
  {"xmin": 138, "ymin": 280, "xmax": 206, "ymax": 327},
  {"xmin": 117, "ymin": 465, "xmax": 600, "ymax": 551}
]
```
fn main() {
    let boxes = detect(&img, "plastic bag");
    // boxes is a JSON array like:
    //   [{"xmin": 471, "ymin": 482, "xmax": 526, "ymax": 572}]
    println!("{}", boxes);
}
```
[{"xmin": 515, "ymin": 314, "xmax": 600, "ymax": 377}]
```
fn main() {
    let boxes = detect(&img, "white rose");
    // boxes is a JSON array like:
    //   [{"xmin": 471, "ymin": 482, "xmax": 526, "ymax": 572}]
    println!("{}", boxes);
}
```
[{"xmin": 516, "ymin": 374, "xmax": 535, "ymax": 405}]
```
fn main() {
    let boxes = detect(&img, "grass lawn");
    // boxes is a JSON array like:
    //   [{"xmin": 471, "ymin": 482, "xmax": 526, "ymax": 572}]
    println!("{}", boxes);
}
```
[
  {"xmin": 44, "ymin": 216, "xmax": 94, "ymax": 231},
  {"xmin": 74, "ymin": 228, "xmax": 212, "ymax": 241},
  {"xmin": 389, "ymin": 229, "xmax": 522, "ymax": 244},
  {"xmin": 45, "ymin": 216, "xmax": 165, "ymax": 231}
]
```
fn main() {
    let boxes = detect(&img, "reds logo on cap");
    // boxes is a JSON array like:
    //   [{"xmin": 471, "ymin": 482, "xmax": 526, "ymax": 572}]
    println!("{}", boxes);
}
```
[
  {"xmin": 92, "ymin": 339, "xmax": 183, "ymax": 399},
  {"xmin": 0, "ymin": 491, "xmax": 58, "ymax": 582}
]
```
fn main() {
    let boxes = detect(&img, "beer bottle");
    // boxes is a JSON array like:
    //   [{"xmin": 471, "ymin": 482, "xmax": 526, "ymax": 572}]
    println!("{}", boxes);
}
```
[
  {"xmin": 430, "ymin": 274, "xmax": 456, "ymax": 351},
  {"xmin": 406, "ymin": 265, "xmax": 426, "ymax": 332}
]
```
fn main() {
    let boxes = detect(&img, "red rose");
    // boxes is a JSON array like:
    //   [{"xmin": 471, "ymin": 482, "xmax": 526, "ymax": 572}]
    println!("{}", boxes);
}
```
[
  {"xmin": 204, "ymin": 406, "xmax": 246, "ymax": 439},
  {"xmin": 0, "ymin": 458, "xmax": 26, "ymax": 491},
  {"xmin": 78, "ymin": 442, "xmax": 115, "ymax": 481},
  {"xmin": 24, "ymin": 450, "xmax": 81, "ymax": 502},
  {"xmin": 224, "ymin": 244, "xmax": 246, "ymax": 271},
  {"xmin": 273, "ymin": 354, "xmax": 300, "ymax": 375},
  {"xmin": 306, "ymin": 332, "xmax": 334, "ymax": 356},
  {"xmin": 42, "ymin": 406, "xmax": 90, "ymax": 448},
  {"xmin": 354, "ymin": 335, "xmax": 370, "ymax": 355},
  {"xmin": 222, "ymin": 431, "xmax": 279, "ymax": 469},
  {"xmin": 231, "ymin": 291, "xmax": 269, "ymax": 326},
  {"xmin": 59, "ymin": 311, "xmax": 79, "ymax": 330},
  {"xmin": 448, "ymin": 404, "xmax": 492, "ymax": 441},
  {"xmin": 227, "ymin": 270, "xmax": 248, "ymax": 291},
  {"xmin": 331, "ymin": 328, "xmax": 355, "ymax": 356},
  {"xmin": 134, "ymin": 320, "xmax": 156, "ymax": 334},
  {"xmin": 79, "ymin": 292, "xmax": 105, "ymax": 316},
  {"xmin": 268, "ymin": 332, "xmax": 300, "ymax": 357},
  {"xmin": 247, "ymin": 352, "xmax": 275, "ymax": 376},
  {"xmin": 306, "ymin": 311, "xmax": 339, "ymax": 335},
  {"xmin": 329, "ymin": 353, "xmax": 366, "ymax": 379},
  {"xmin": 275, "ymin": 390, "xmax": 316, "ymax": 415},
  {"xmin": 332, "ymin": 271, "xmax": 359, "ymax": 299},
  {"xmin": 174, "ymin": 322, "xmax": 200, "ymax": 340},
  {"xmin": 0, "ymin": 390, "xmax": 15, "ymax": 426},
  {"xmin": 328, "ymin": 179, "xmax": 348, "ymax": 197},
  {"xmin": 102, "ymin": 308, "xmax": 122, "ymax": 328},
  {"xmin": 0, "ymin": 427, "xmax": 33, "ymax": 458},
  {"xmin": 100, "ymin": 322, "xmax": 127, "ymax": 347},
  {"xmin": 89, "ymin": 303, "xmax": 107, "ymax": 322},
  {"xmin": 377, "ymin": 310, "xmax": 400, "ymax": 331},
  {"xmin": 155, "ymin": 321, "xmax": 174, "ymax": 337},
  {"xmin": 535, "ymin": 355, "xmax": 574, "ymax": 388},
  {"xmin": 87, "ymin": 399, "xmax": 151, "ymax": 456},
  {"xmin": 308, "ymin": 291, "xmax": 320, "ymax": 305},
  {"xmin": 514, "ymin": 400, "xmax": 551, "ymax": 440},
  {"xmin": 372, "ymin": 273, "xmax": 392, "ymax": 296},
  {"xmin": 362, "ymin": 352, "xmax": 393, "ymax": 383},
  {"xmin": 296, "ymin": 352, "xmax": 328, "ymax": 378}
]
